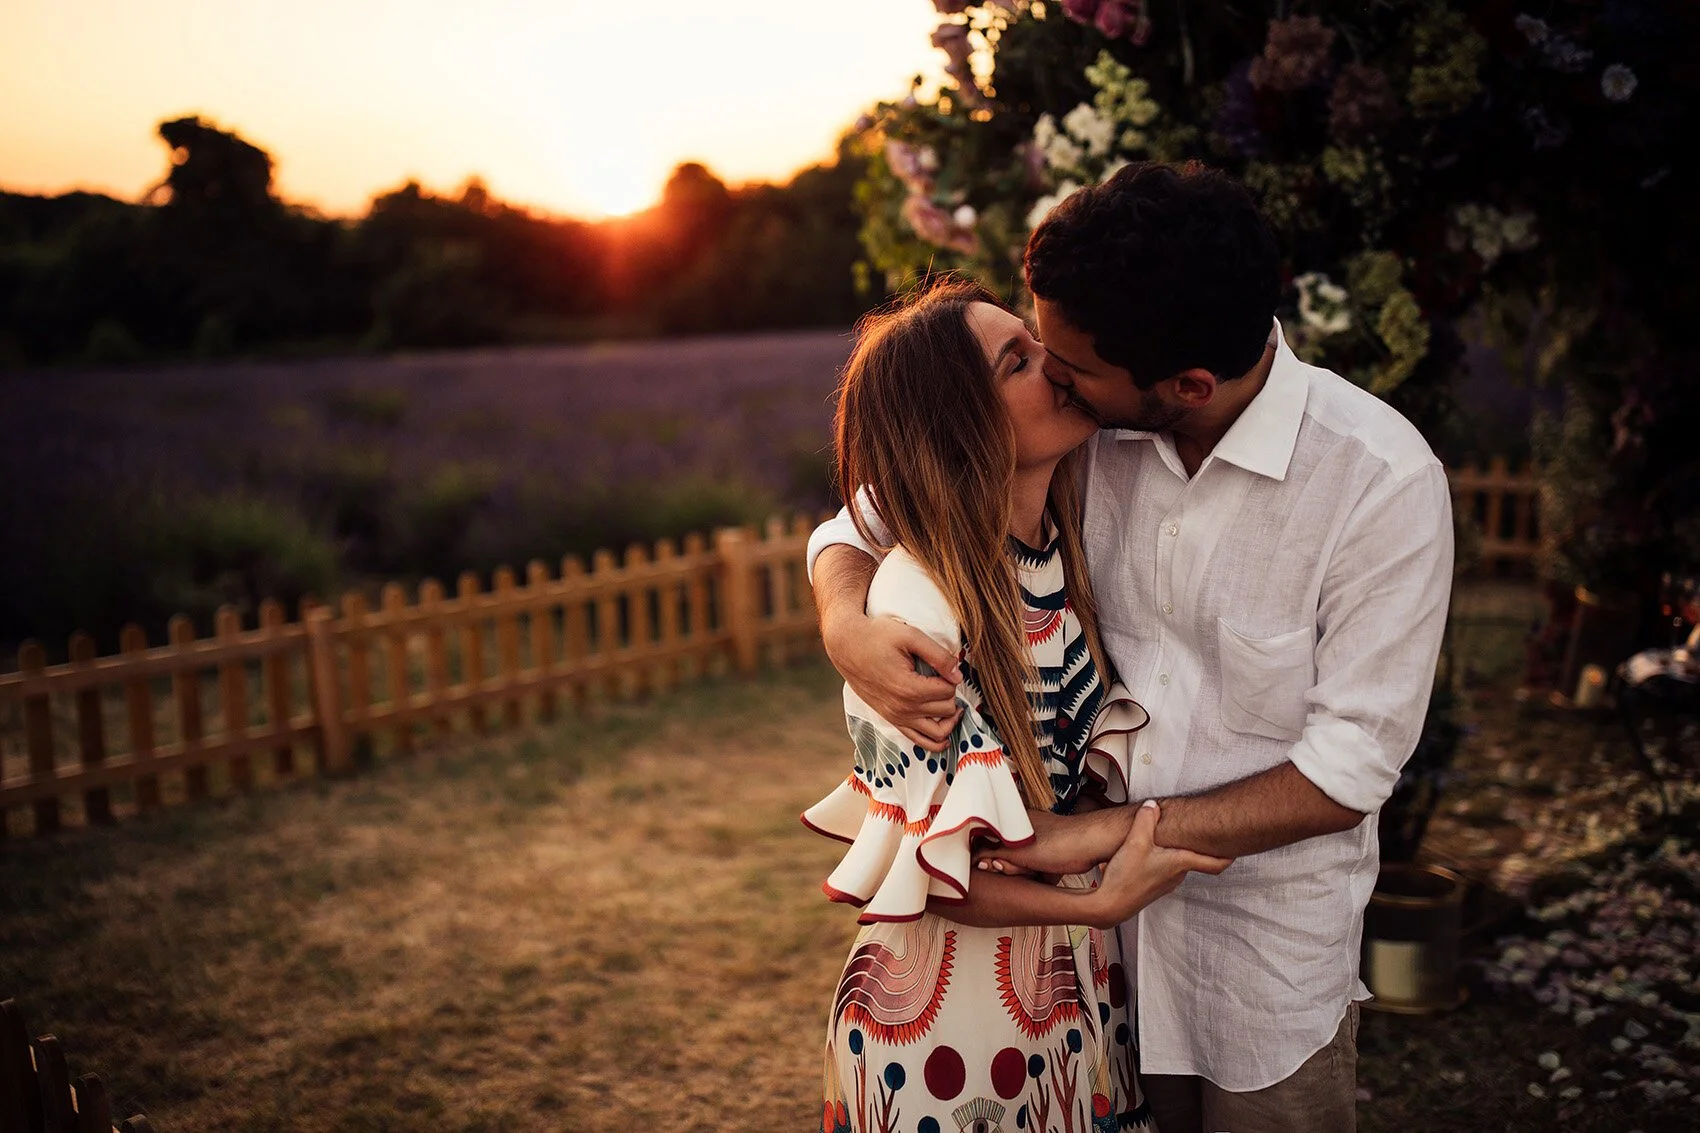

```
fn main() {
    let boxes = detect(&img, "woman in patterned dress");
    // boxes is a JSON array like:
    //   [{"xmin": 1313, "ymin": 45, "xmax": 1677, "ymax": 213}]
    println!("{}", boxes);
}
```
[{"xmin": 805, "ymin": 282, "xmax": 1231, "ymax": 1133}]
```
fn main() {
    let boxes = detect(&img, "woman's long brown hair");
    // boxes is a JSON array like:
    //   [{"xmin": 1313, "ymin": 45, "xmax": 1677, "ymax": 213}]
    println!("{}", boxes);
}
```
[{"xmin": 833, "ymin": 281, "xmax": 1110, "ymax": 809}]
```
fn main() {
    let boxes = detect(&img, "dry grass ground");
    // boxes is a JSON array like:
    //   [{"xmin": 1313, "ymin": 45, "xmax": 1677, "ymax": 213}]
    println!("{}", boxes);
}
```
[
  {"xmin": 1, "ymin": 664, "xmax": 858, "ymax": 1131},
  {"xmin": 2, "ymin": 602, "xmax": 1693, "ymax": 1131}
]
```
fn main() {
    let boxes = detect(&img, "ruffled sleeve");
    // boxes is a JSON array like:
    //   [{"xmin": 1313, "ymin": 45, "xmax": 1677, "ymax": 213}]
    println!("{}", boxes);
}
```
[
  {"xmin": 1080, "ymin": 680, "xmax": 1149, "ymax": 806},
  {"xmin": 800, "ymin": 546, "xmax": 1035, "ymax": 924},
  {"xmin": 802, "ymin": 698, "xmax": 1035, "ymax": 923}
]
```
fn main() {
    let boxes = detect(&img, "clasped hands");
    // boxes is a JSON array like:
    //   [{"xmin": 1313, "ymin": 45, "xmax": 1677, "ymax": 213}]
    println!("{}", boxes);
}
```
[{"xmin": 975, "ymin": 801, "xmax": 1233, "ymax": 928}]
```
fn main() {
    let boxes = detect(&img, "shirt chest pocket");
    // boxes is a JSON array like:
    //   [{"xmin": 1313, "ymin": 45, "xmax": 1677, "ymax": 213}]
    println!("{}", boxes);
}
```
[{"xmin": 1216, "ymin": 619, "xmax": 1315, "ymax": 742}]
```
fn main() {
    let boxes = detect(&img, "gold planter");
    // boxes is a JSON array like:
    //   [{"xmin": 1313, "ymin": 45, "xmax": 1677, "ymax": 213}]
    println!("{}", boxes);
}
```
[{"xmin": 1362, "ymin": 863, "xmax": 1467, "ymax": 1014}]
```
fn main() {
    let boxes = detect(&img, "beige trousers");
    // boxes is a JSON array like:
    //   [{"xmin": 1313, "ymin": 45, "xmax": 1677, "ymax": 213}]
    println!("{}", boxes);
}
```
[{"xmin": 1140, "ymin": 1003, "xmax": 1359, "ymax": 1133}]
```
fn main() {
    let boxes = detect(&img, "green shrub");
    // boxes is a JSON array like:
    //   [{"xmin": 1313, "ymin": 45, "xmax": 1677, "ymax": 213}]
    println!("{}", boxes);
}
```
[
  {"xmin": 157, "ymin": 495, "xmax": 339, "ymax": 624},
  {"xmin": 82, "ymin": 319, "xmax": 144, "ymax": 365},
  {"xmin": 323, "ymin": 386, "xmax": 407, "ymax": 428}
]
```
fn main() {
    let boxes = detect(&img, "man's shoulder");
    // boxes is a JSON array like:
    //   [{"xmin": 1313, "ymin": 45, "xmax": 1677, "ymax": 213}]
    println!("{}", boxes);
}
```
[{"xmin": 1298, "ymin": 361, "xmax": 1440, "ymax": 481}]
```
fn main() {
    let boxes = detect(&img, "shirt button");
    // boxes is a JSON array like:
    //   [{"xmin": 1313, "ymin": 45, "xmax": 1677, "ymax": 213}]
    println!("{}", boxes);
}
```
[
  {"xmin": 1159, "ymin": 673, "xmax": 1170, "ymax": 685},
  {"xmin": 1162, "ymin": 602, "xmax": 1174, "ymax": 614},
  {"xmin": 1141, "ymin": 753, "xmax": 1153, "ymax": 765},
  {"xmin": 1166, "ymin": 523, "xmax": 1179, "ymax": 536}
]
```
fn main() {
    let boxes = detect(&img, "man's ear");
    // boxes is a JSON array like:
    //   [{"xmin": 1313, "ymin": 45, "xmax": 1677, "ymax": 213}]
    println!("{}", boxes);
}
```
[{"xmin": 1167, "ymin": 367, "xmax": 1220, "ymax": 408}]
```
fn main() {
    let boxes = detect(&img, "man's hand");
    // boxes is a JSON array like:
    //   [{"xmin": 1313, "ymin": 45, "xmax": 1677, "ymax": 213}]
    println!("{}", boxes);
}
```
[
  {"xmin": 825, "ymin": 612, "xmax": 964, "ymax": 750},
  {"xmin": 815, "ymin": 544, "xmax": 963, "ymax": 751},
  {"xmin": 1086, "ymin": 802, "xmax": 1234, "ymax": 928}
]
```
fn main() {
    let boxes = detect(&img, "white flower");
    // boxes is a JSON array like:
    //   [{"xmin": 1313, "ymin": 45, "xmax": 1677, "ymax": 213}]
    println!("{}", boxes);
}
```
[
  {"xmin": 1034, "ymin": 113, "xmax": 1057, "ymax": 151},
  {"xmin": 1538, "ymin": 1051, "xmax": 1562, "ymax": 1071},
  {"xmin": 952, "ymin": 205, "xmax": 978, "ymax": 229},
  {"xmin": 917, "ymin": 147, "xmax": 940, "ymax": 173},
  {"xmin": 1515, "ymin": 14, "xmax": 1551, "ymax": 45},
  {"xmin": 1062, "ymin": 102, "xmax": 1116, "ymax": 157},
  {"xmin": 1296, "ymin": 272, "xmax": 1352, "ymax": 336},
  {"xmin": 1502, "ymin": 211, "xmax": 1539, "ymax": 252},
  {"xmin": 1602, "ymin": 64, "xmax": 1639, "ymax": 102},
  {"xmin": 1026, "ymin": 181, "xmax": 1082, "ymax": 231}
]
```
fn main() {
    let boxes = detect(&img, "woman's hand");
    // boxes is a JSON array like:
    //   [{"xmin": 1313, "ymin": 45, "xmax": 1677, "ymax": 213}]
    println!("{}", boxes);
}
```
[
  {"xmin": 823, "ymin": 611, "xmax": 964, "ymax": 751},
  {"xmin": 1084, "ymin": 801, "xmax": 1234, "ymax": 928},
  {"xmin": 975, "ymin": 806, "xmax": 1134, "ymax": 877}
]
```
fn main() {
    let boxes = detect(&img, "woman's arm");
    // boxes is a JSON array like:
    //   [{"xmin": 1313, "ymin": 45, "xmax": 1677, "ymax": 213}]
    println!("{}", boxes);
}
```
[{"xmin": 929, "ymin": 803, "xmax": 1232, "ymax": 930}]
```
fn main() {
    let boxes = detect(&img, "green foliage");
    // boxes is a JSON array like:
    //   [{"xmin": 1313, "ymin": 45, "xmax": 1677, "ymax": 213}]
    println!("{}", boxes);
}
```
[
  {"xmin": 323, "ymin": 386, "xmax": 408, "ymax": 428},
  {"xmin": 81, "ymin": 318, "xmax": 144, "ymax": 365},
  {"xmin": 158, "ymin": 494, "xmax": 340, "ymax": 622},
  {"xmin": 857, "ymin": 1, "xmax": 1696, "ymax": 599}
]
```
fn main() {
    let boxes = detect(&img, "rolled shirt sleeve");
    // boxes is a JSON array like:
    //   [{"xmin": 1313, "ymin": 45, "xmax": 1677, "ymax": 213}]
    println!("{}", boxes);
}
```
[
  {"xmin": 1288, "ymin": 463, "xmax": 1454, "ymax": 814},
  {"xmin": 805, "ymin": 487, "xmax": 891, "ymax": 584}
]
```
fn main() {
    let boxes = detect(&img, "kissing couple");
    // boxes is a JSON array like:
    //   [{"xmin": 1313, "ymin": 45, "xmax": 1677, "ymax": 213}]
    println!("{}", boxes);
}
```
[{"xmin": 803, "ymin": 160, "xmax": 1452, "ymax": 1133}]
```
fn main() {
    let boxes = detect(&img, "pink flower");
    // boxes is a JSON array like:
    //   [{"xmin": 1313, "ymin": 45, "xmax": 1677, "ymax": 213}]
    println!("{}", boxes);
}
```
[
  {"xmin": 901, "ymin": 194, "xmax": 978, "ymax": 254},
  {"xmin": 1061, "ymin": 0, "xmax": 1101, "ymax": 24},
  {"xmin": 1249, "ymin": 14, "xmax": 1337, "ymax": 92},
  {"xmin": 1085, "ymin": 1, "xmax": 1151, "ymax": 44},
  {"xmin": 1328, "ymin": 63, "xmax": 1401, "ymax": 142},
  {"xmin": 1095, "ymin": 2, "xmax": 1130, "ymax": 39},
  {"xmin": 931, "ymin": 22, "xmax": 972, "ymax": 69},
  {"xmin": 884, "ymin": 140, "xmax": 936, "ymax": 195},
  {"xmin": 932, "ymin": 0, "xmax": 972, "ymax": 13}
]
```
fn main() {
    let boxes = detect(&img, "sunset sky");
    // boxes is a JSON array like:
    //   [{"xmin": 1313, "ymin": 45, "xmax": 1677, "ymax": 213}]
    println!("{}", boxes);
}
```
[{"xmin": 0, "ymin": 0, "xmax": 944, "ymax": 219}]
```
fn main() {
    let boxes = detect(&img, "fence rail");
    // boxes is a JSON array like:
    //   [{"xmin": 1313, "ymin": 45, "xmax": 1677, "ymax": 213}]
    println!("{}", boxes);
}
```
[
  {"xmin": 0, "ymin": 464, "xmax": 1539, "ymax": 840},
  {"xmin": 0, "ymin": 998, "xmax": 154, "ymax": 1132},
  {"xmin": 0, "ymin": 519, "xmax": 818, "ymax": 839},
  {"xmin": 1449, "ymin": 457, "xmax": 1541, "ymax": 571}
]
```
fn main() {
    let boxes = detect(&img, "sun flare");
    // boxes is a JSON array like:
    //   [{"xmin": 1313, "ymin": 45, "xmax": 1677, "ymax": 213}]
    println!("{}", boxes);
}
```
[{"xmin": 574, "ymin": 167, "xmax": 659, "ymax": 219}]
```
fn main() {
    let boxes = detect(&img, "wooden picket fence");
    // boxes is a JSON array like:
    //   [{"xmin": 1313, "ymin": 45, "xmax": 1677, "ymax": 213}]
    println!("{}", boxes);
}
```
[
  {"xmin": 0, "ymin": 999, "xmax": 154, "ymax": 1132},
  {"xmin": 0, "ymin": 461, "xmax": 1539, "ymax": 840},
  {"xmin": 0, "ymin": 519, "xmax": 818, "ymax": 840},
  {"xmin": 1448, "ymin": 457, "xmax": 1541, "ymax": 571}
]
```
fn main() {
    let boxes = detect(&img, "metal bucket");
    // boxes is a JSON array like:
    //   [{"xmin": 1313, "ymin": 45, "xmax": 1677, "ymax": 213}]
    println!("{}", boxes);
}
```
[{"xmin": 1362, "ymin": 862, "xmax": 1467, "ymax": 1014}]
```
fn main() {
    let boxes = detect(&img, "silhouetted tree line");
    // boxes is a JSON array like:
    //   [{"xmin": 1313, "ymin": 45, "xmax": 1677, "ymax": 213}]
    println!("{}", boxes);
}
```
[{"xmin": 0, "ymin": 116, "xmax": 873, "ymax": 366}]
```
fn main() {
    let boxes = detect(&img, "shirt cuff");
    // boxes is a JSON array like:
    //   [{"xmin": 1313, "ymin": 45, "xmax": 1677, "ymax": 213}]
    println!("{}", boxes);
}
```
[{"xmin": 1287, "ymin": 717, "xmax": 1399, "ymax": 815}]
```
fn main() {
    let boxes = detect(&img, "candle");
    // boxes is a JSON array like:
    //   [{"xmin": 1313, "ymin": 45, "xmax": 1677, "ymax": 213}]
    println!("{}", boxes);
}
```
[{"xmin": 1574, "ymin": 664, "xmax": 1607, "ymax": 709}]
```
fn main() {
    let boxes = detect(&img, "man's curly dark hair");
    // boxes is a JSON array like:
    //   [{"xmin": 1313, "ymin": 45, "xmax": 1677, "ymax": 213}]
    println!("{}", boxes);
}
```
[{"xmin": 1024, "ymin": 161, "xmax": 1282, "ymax": 389}]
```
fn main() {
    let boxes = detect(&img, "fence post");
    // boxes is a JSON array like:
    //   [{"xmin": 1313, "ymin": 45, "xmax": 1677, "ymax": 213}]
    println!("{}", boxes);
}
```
[
  {"xmin": 1, "ymin": 998, "xmax": 41, "ymax": 1132},
  {"xmin": 20, "ymin": 641, "xmax": 59, "ymax": 836},
  {"xmin": 170, "ymin": 616, "xmax": 208, "ymax": 803},
  {"xmin": 121, "ymin": 625, "xmax": 161, "ymax": 814},
  {"xmin": 381, "ymin": 583, "xmax": 414, "ymax": 755},
  {"xmin": 527, "ymin": 561, "xmax": 558, "ymax": 723},
  {"xmin": 73, "ymin": 1072, "xmax": 112, "ymax": 1131},
  {"xmin": 304, "ymin": 606, "xmax": 351, "ymax": 776},
  {"xmin": 70, "ymin": 633, "xmax": 113, "ymax": 826},
  {"xmin": 217, "ymin": 606, "xmax": 252, "ymax": 793},
  {"xmin": 716, "ymin": 527, "xmax": 759, "ymax": 676},
  {"xmin": 260, "ymin": 599, "xmax": 294, "ymax": 778},
  {"xmin": 34, "ymin": 1033, "xmax": 75, "ymax": 1131}
]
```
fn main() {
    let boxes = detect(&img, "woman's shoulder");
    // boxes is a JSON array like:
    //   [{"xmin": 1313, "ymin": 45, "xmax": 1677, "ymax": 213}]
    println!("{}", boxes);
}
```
[{"xmin": 868, "ymin": 546, "xmax": 961, "ymax": 653}]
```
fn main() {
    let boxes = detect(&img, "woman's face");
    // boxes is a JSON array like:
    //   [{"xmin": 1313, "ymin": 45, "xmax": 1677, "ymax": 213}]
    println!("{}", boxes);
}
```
[{"xmin": 965, "ymin": 302, "xmax": 1098, "ymax": 469}]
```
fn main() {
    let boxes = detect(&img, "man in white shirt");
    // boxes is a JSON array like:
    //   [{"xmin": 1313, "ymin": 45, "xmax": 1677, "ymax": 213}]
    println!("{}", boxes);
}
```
[{"xmin": 808, "ymin": 162, "xmax": 1452, "ymax": 1132}]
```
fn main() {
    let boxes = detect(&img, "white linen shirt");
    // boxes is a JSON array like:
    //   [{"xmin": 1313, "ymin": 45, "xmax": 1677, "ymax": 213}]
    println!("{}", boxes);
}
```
[{"xmin": 807, "ymin": 321, "xmax": 1454, "ymax": 1091}]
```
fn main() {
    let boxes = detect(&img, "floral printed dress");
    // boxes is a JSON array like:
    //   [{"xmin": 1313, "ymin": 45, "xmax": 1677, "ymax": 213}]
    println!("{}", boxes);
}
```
[{"xmin": 804, "ymin": 534, "xmax": 1152, "ymax": 1133}]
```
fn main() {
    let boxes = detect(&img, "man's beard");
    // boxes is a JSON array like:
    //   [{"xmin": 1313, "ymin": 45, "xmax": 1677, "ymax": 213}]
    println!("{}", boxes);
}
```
[{"xmin": 1064, "ymin": 388, "xmax": 1187, "ymax": 433}]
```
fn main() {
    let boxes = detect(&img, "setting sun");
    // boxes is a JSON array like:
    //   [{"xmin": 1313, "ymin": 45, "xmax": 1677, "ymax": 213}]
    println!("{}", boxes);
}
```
[{"xmin": 0, "ymin": 0, "xmax": 945, "ymax": 218}]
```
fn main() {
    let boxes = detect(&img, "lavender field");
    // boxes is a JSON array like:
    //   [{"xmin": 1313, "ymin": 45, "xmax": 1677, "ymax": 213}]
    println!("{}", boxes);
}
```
[{"xmin": 1, "ymin": 330, "xmax": 854, "ymax": 653}]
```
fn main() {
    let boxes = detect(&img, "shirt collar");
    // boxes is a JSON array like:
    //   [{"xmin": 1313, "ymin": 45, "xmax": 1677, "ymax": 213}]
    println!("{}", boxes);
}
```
[{"xmin": 1111, "ymin": 318, "xmax": 1310, "ymax": 483}]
